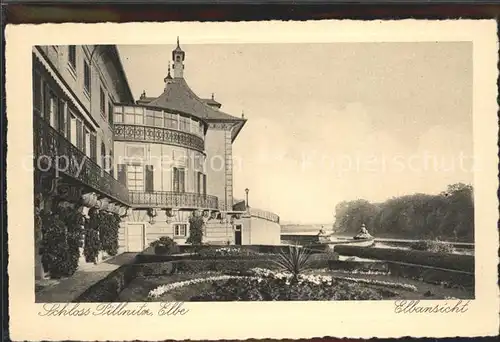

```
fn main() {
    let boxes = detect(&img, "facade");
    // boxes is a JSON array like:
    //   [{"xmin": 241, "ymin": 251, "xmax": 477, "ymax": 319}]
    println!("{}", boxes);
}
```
[
  {"xmin": 33, "ymin": 42, "xmax": 281, "ymax": 280},
  {"xmin": 33, "ymin": 45, "xmax": 135, "ymax": 277},
  {"xmin": 115, "ymin": 40, "xmax": 280, "ymax": 250}
]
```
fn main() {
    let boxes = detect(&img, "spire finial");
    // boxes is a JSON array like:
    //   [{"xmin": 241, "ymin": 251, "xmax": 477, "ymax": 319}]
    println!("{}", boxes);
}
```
[
  {"xmin": 164, "ymin": 62, "xmax": 173, "ymax": 82},
  {"xmin": 140, "ymin": 90, "xmax": 146, "ymax": 99},
  {"xmin": 177, "ymin": 36, "xmax": 180, "ymax": 47},
  {"xmin": 211, "ymin": 93, "xmax": 215, "ymax": 100},
  {"xmin": 241, "ymin": 110, "xmax": 245, "ymax": 119}
]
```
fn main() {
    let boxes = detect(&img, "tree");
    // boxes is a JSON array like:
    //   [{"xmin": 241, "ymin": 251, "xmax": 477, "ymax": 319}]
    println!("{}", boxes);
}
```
[
  {"xmin": 332, "ymin": 183, "xmax": 474, "ymax": 241},
  {"xmin": 187, "ymin": 214, "xmax": 204, "ymax": 245}
]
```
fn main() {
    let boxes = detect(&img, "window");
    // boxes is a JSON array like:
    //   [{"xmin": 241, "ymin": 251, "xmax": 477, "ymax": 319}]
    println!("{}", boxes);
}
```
[
  {"xmin": 145, "ymin": 109, "xmax": 154, "ymax": 126},
  {"xmin": 173, "ymin": 167, "xmax": 185, "ymax": 193},
  {"xmin": 124, "ymin": 106, "xmax": 143, "ymax": 125},
  {"xmin": 100, "ymin": 86, "xmax": 106, "ymax": 117},
  {"xmin": 174, "ymin": 224, "xmax": 187, "ymax": 237},
  {"xmin": 154, "ymin": 111, "xmax": 163, "ymax": 127},
  {"xmin": 134, "ymin": 107, "xmax": 144, "ymax": 124},
  {"xmin": 164, "ymin": 112, "xmax": 178, "ymax": 129},
  {"xmin": 108, "ymin": 102, "xmax": 114, "ymax": 124},
  {"xmin": 83, "ymin": 60, "xmax": 91, "ymax": 94},
  {"xmin": 68, "ymin": 46, "xmax": 76, "ymax": 70},
  {"xmin": 47, "ymin": 92, "xmax": 57, "ymax": 128},
  {"xmin": 179, "ymin": 116, "xmax": 190, "ymax": 131},
  {"xmin": 114, "ymin": 106, "xmax": 123, "ymax": 123},
  {"xmin": 127, "ymin": 164, "xmax": 144, "ymax": 191}
]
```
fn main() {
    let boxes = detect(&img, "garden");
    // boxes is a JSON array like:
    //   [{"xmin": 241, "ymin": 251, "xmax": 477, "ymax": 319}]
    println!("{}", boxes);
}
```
[{"xmin": 76, "ymin": 236, "xmax": 475, "ymax": 302}]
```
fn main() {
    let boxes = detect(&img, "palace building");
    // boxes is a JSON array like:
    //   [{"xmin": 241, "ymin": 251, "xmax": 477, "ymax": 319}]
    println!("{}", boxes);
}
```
[
  {"xmin": 33, "ymin": 41, "xmax": 281, "ymax": 279},
  {"xmin": 114, "ymin": 39, "xmax": 280, "ymax": 250}
]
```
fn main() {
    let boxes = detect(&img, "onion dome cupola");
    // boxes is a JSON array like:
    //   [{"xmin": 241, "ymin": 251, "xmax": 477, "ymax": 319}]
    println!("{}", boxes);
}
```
[{"xmin": 172, "ymin": 37, "xmax": 185, "ymax": 78}]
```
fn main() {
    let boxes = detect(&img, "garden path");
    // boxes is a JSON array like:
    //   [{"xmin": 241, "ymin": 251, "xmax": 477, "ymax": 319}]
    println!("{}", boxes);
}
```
[{"xmin": 35, "ymin": 253, "xmax": 137, "ymax": 303}]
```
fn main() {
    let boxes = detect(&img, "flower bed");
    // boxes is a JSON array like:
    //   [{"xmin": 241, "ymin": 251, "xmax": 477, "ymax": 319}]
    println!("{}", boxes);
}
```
[{"xmin": 146, "ymin": 267, "xmax": 417, "ymax": 301}]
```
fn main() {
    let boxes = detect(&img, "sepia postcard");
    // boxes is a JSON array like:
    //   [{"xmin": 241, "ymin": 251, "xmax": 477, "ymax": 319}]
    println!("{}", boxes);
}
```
[{"xmin": 5, "ymin": 20, "xmax": 500, "ymax": 340}]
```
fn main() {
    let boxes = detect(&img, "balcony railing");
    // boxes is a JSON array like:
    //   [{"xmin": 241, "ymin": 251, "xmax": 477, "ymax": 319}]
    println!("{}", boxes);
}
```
[
  {"xmin": 114, "ymin": 123, "xmax": 205, "ymax": 153},
  {"xmin": 129, "ymin": 191, "xmax": 219, "ymax": 210},
  {"xmin": 34, "ymin": 115, "xmax": 130, "ymax": 205},
  {"xmin": 249, "ymin": 208, "xmax": 280, "ymax": 224}
]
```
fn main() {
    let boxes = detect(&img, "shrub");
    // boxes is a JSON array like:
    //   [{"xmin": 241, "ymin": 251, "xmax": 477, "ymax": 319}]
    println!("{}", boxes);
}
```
[
  {"xmin": 186, "ymin": 215, "xmax": 204, "ymax": 246},
  {"xmin": 99, "ymin": 212, "xmax": 121, "ymax": 256},
  {"xmin": 40, "ymin": 206, "xmax": 84, "ymax": 278},
  {"xmin": 273, "ymin": 245, "xmax": 313, "ymax": 279},
  {"xmin": 59, "ymin": 206, "xmax": 85, "ymax": 274},
  {"xmin": 197, "ymin": 247, "xmax": 262, "ymax": 258},
  {"xmin": 410, "ymin": 239, "xmax": 455, "ymax": 254},
  {"xmin": 84, "ymin": 208, "xmax": 101, "ymax": 263},
  {"xmin": 150, "ymin": 236, "xmax": 179, "ymax": 255}
]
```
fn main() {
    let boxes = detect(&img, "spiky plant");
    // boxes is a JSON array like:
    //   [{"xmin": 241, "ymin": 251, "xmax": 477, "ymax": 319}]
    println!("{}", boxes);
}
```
[{"xmin": 273, "ymin": 245, "xmax": 313, "ymax": 280}]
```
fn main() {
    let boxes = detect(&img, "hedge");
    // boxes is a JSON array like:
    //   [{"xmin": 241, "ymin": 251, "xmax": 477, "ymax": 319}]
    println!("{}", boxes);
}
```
[
  {"xmin": 76, "ymin": 264, "xmax": 139, "ymax": 302},
  {"xmin": 328, "ymin": 260, "xmax": 389, "ymax": 272},
  {"xmin": 74, "ymin": 256, "xmax": 336, "ymax": 302},
  {"xmin": 334, "ymin": 245, "xmax": 474, "ymax": 273},
  {"xmin": 387, "ymin": 262, "xmax": 475, "ymax": 292}
]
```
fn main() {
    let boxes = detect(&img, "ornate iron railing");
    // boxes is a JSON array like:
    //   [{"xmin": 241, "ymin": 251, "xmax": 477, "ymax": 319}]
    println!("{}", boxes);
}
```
[
  {"xmin": 114, "ymin": 123, "xmax": 205, "ymax": 153},
  {"xmin": 33, "ymin": 115, "xmax": 130, "ymax": 204},
  {"xmin": 129, "ymin": 191, "xmax": 219, "ymax": 210},
  {"xmin": 249, "ymin": 208, "xmax": 280, "ymax": 224}
]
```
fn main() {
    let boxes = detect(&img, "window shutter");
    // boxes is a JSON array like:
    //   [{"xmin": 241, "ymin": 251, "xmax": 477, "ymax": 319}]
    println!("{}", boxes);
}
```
[
  {"xmin": 203, "ymin": 174, "xmax": 207, "ymax": 195},
  {"xmin": 197, "ymin": 172, "xmax": 201, "ymax": 194},
  {"xmin": 76, "ymin": 120, "xmax": 83, "ymax": 150},
  {"xmin": 179, "ymin": 169, "xmax": 185, "ymax": 193},
  {"xmin": 173, "ymin": 167, "xmax": 178, "ymax": 192},
  {"xmin": 66, "ymin": 106, "xmax": 71, "ymax": 139},
  {"xmin": 43, "ymin": 84, "xmax": 50, "ymax": 121},
  {"xmin": 89, "ymin": 134, "xmax": 97, "ymax": 162},
  {"xmin": 145, "ymin": 165, "xmax": 154, "ymax": 192},
  {"xmin": 117, "ymin": 164, "xmax": 127, "ymax": 185},
  {"xmin": 58, "ymin": 100, "xmax": 66, "ymax": 135}
]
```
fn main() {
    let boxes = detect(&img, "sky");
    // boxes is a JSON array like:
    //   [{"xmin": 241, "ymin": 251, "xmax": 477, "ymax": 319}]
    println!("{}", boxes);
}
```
[{"xmin": 117, "ymin": 42, "xmax": 473, "ymax": 224}]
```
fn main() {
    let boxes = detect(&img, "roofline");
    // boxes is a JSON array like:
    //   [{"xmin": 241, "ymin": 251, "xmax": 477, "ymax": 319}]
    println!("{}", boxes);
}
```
[
  {"xmin": 108, "ymin": 45, "xmax": 135, "ymax": 104},
  {"xmin": 204, "ymin": 117, "xmax": 247, "ymax": 142},
  {"xmin": 232, "ymin": 119, "xmax": 247, "ymax": 142}
]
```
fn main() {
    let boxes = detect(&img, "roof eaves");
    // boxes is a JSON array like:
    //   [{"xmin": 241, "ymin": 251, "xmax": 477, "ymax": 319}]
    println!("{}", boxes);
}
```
[{"xmin": 108, "ymin": 45, "xmax": 135, "ymax": 104}]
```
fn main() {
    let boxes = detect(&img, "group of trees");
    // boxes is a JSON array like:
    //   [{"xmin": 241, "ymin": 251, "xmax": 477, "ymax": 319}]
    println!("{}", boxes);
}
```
[{"xmin": 333, "ymin": 183, "xmax": 474, "ymax": 242}]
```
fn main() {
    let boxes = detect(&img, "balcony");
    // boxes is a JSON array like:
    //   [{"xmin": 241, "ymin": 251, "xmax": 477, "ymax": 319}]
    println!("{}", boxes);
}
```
[
  {"xmin": 129, "ymin": 191, "xmax": 219, "ymax": 210},
  {"xmin": 34, "ymin": 115, "xmax": 130, "ymax": 205},
  {"xmin": 114, "ymin": 123, "xmax": 205, "ymax": 153},
  {"xmin": 249, "ymin": 208, "xmax": 280, "ymax": 224}
]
